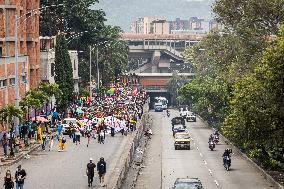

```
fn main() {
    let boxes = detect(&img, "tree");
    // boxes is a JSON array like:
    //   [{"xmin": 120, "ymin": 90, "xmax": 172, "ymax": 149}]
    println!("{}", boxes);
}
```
[
  {"xmin": 0, "ymin": 106, "xmax": 23, "ymax": 156},
  {"xmin": 223, "ymin": 26, "xmax": 284, "ymax": 171},
  {"xmin": 213, "ymin": 0, "xmax": 284, "ymax": 36},
  {"xmin": 54, "ymin": 34, "xmax": 74, "ymax": 112},
  {"xmin": 38, "ymin": 82, "xmax": 63, "ymax": 112},
  {"xmin": 20, "ymin": 89, "xmax": 49, "ymax": 121}
]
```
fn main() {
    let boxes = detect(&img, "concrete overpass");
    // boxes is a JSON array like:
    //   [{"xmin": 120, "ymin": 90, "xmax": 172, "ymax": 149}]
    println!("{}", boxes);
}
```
[{"xmin": 121, "ymin": 33, "xmax": 205, "ymax": 102}]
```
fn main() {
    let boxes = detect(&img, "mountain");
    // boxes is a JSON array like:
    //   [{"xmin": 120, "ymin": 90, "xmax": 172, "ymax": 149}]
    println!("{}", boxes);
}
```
[{"xmin": 92, "ymin": 0, "xmax": 215, "ymax": 32}]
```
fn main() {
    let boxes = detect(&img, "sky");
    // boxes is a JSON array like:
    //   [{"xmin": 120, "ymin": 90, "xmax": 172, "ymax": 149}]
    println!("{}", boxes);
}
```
[{"xmin": 92, "ymin": 0, "xmax": 215, "ymax": 32}]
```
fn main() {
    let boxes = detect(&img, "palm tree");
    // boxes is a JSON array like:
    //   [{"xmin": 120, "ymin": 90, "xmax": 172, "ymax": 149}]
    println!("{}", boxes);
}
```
[{"xmin": 0, "ymin": 105, "xmax": 23, "ymax": 156}]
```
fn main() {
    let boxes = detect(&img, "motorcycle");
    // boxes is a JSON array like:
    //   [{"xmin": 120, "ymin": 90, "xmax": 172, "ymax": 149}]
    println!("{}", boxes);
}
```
[
  {"xmin": 223, "ymin": 156, "xmax": 231, "ymax": 171},
  {"xmin": 209, "ymin": 141, "xmax": 215, "ymax": 151},
  {"xmin": 214, "ymin": 135, "xmax": 219, "ymax": 144}
]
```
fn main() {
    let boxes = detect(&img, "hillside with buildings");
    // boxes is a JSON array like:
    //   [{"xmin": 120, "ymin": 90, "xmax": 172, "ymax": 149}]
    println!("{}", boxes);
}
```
[{"xmin": 94, "ymin": 0, "xmax": 215, "ymax": 32}]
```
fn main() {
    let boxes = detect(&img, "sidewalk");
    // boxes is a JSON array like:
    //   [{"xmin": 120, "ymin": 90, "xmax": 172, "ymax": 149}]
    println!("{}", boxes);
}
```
[{"xmin": 0, "ymin": 139, "xmax": 45, "ymax": 167}]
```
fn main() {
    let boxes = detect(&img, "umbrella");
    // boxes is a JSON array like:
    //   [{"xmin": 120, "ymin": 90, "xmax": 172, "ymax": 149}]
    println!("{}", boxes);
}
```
[
  {"xmin": 76, "ymin": 108, "xmax": 84, "ymax": 114},
  {"xmin": 32, "ymin": 116, "xmax": 48, "ymax": 122}
]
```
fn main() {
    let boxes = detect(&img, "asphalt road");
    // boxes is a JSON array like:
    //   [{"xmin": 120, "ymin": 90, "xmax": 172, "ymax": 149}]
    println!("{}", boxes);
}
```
[
  {"xmin": 136, "ymin": 110, "xmax": 274, "ymax": 189},
  {"xmin": 0, "ymin": 132, "xmax": 129, "ymax": 189}
]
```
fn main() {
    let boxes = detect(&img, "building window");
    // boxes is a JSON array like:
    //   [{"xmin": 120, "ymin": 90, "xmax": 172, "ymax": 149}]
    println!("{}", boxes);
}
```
[
  {"xmin": 51, "ymin": 63, "xmax": 55, "ymax": 77},
  {"xmin": 9, "ymin": 78, "xmax": 15, "ymax": 86},
  {"xmin": 0, "ymin": 79, "xmax": 7, "ymax": 88},
  {"xmin": 21, "ymin": 75, "xmax": 27, "ymax": 83},
  {"xmin": 74, "ymin": 60, "xmax": 76, "ymax": 70}
]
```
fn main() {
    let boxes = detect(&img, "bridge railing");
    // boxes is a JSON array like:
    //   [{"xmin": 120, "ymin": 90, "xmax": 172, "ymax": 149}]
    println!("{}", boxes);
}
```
[{"xmin": 128, "ymin": 44, "xmax": 183, "ymax": 59}]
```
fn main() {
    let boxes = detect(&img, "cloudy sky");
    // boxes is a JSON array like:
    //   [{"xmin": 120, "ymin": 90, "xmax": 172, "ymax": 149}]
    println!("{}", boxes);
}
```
[{"xmin": 93, "ymin": 0, "xmax": 215, "ymax": 32}]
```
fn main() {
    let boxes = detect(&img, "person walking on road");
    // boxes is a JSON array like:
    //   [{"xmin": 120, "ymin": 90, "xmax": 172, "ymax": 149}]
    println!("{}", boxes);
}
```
[
  {"xmin": 86, "ymin": 131, "xmax": 91, "ymax": 147},
  {"xmin": 3, "ymin": 170, "xmax": 14, "ymax": 189},
  {"xmin": 15, "ymin": 165, "xmax": 26, "ymax": 189},
  {"xmin": 42, "ymin": 131, "xmax": 47, "ymax": 150},
  {"xmin": 49, "ymin": 135, "xmax": 54, "ymax": 151},
  {"xmin": 86, "ymin": 158, "xmax": 96, "ymax": 187},
  {"xmin": 97, "ymin": 157, "xmax": 106, "ymax": 186}
]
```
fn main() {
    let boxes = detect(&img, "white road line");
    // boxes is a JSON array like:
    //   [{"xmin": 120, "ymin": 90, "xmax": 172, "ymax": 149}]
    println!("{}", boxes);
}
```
[
  {"xmin": 199, "ymin": 152, "xmax": 203, "ymax": 157},
  {"xmin": 208, "ymin": 169, "xmax": 213, "ymax": 175},
  {"xmin": 196, "ymin": 146, "xmax": 199, "ymax": 151},
  {"xmin": 214, "ymin": 180, "xmax": 219, "ymax": 186}
]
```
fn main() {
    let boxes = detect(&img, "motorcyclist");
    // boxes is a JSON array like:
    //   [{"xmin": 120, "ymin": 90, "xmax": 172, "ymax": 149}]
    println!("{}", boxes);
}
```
[
  {"xmin": 208, "ymin": 134, "xmax": 214, "ymax": 142},
  {"xmin": 214, "ymin": 129, "xmax": 220, "ymax": 136},
  {"xmin": 222, "ymin": 148, "xmax": 232, "ymax": 165}
]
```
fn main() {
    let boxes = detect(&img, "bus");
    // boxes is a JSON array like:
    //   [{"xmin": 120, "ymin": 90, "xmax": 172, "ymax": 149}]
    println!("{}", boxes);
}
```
[{"xmin": 155, "ymin": 97, "xmax": 168, "ymax": 109}]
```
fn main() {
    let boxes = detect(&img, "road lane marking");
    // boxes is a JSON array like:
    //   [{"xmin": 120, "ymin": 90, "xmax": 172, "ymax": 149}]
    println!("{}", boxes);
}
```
[
  {"xmin": 208, "ymin": 169, "xmax": 213, "ymax": 175},
  {"xmin": 214, "ymin": 180, "xmax": 219, "ymax": 186},
  {"xmin": 196, "ymin": 146, "xmax": 199, "ymax": 151},
  {"xmin": 199, "ymin": 152, "xmax": 203, "ymax": 157},
  {"xmin": 203, "ymin": 160, "xmax": 207, "ymax": 165}
]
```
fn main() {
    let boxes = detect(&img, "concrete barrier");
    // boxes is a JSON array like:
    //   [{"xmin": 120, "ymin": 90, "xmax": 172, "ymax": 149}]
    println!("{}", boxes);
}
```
[
  {"xmin": 196, "ymin": 115, "xmax": 283, "ymax": 189},
  {"xmin": 103, "ymin": 104, "xmax": 149, "ymax": 189}
]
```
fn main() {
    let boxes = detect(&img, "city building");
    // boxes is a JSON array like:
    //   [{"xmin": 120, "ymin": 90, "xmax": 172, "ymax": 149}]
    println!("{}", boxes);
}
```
[
  {"xmin": 0, "ymin": 0, "xmax": 40, "ymax": 108},
  {"xmin": 209, "ymin": 19, "xmax": 224, "ymax": 31},
  {"xmin": 131, "ymin": 16, "xmax": 170, "ymax": 35},
  {"xmin": 40, "ymin": 36, "xmax": 80, "ymax": 95},
  {"xmin": 169, "ymin": 18, "xmax": 190, "ymax": 31},
  {"xmin": 130, "ymin": 17, "xmax": 144, "ymax": 34}
]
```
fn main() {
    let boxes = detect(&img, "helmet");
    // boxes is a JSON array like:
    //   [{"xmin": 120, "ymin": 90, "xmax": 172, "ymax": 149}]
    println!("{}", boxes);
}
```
[{"xmin": 100, "ymin": 157, "xmax": 104, "ymax": 161}]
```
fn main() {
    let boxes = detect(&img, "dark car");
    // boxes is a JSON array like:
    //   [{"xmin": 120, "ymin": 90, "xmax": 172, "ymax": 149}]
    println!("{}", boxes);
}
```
[
  {"xmin": 171, "ymin": 117, "xmax": 186, "ymax": 126},
  {"xmin": 173, "ymin": 178, "xmax": 204, "ymax": 189},
  {"xmin": 172, "ymin": 124, "xmax": 186, "ymax": 136}
]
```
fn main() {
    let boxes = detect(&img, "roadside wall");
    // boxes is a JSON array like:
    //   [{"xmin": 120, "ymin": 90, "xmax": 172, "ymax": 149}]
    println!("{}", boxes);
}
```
[{"xmin": 104, "ymin": 103, "xmax": 150, "ymax": 189}]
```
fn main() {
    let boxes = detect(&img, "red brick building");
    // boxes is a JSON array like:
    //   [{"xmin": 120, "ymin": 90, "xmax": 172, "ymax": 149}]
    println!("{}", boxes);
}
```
[{"xmin": 0, "ymin": 0, "xmax": 40, "ymax": 108}]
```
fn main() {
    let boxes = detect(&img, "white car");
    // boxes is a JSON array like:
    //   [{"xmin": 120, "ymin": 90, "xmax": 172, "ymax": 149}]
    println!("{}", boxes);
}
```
[{"xmin": 186, "ymin": 114, "xmax": 196, "ymax": 122}]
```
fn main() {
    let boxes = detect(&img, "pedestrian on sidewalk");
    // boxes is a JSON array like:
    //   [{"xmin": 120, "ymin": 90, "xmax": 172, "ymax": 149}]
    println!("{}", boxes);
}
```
[
  {"xmin": 97, "ymin": 157, "xmax": 106, "ymax": 186},
  {"xmin": 1, "ymin": 133, "xmax": 8, "ymax": 157},
  {"xmin": 15, "ymin": 165, "xmax": 26, "ymax": 189},
  {"xmin": 48, "ymin": 135, "xmax": 54, "ymax": 151},
  {"xmin": 86, "ymin": 158, "xmax": 96, "ymax": 187},
  {"xmin": 3, "ymin": 170, "xmax": 14, "ymax": 189},
  {"xmin": 42, "ymin": 131, "xmax": 47, "ymax": 151}
]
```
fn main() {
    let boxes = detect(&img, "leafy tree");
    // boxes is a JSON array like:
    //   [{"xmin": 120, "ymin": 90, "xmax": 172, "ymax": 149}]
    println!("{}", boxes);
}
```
[
  {"xmin": 223, "ymin": 26, "xmax": 284, "ymax": 171},
  {"xmin": 213, "ymin": 0, "xmax": 284, "ymax": 36},
  {"xmin": 38, "ymin": 82, "xmax": 63, "ymax": 111},
  {"xmin": 0, "ymin": 106, "xmax": 23, "ymax": 156},
  {"xmin": 20, "ymin": 89, "xmax": 49, "ymax": 121},
  {"xmin": 54, "ymin": 34, "xmax": 74, "ymax": 111}
]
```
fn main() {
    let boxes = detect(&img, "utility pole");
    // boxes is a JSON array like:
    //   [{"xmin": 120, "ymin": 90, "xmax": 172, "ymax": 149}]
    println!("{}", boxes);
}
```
[
  {"xmin": 89, "ymin": 46, "xmax": 92, "ymax": 99},
  {"xmin": 14, "ymin": 15, "xmax": 19, "ymax": 125}
]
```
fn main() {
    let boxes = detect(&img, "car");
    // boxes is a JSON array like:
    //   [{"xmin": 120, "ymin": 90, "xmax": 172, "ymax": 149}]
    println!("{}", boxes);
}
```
[
  {"xmin": 154, "ymin": 102, "xmax": 163, "ymax": 112},
  {"xmin": 172, "ymin": 124, "xmax": 186, "ymax": 136},
  {"xmin": 173, "ymin": 178, "xmax": 204, "ymax": 189},
  {"xmin": 180, "ymin": 107, "xmax": 190, "ymax": 118},
  {"xmin": 171, "ymin": 117, "xmax": 185, "ymax": 126},
  {"xmin": 174, "ymin": 132, "xmax": 191, "ymax": 150},
  {"xmin": 186, "ymin": 114, "xmax": 196, "ymax": 122}
]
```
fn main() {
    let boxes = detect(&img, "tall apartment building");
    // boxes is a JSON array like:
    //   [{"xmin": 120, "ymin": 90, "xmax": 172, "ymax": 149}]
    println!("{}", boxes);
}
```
[
  {"xmin": 0, "ymin": 0, "xmax": 40, "ymax": 107},
  {"xmin": 131, "ymin": 16, "xmax": 170, "ymax": 35},
  {"xmin": 209, "ymin": 19, "xmax": 224, "ymax": 31},
  {"xmin": 169, "ymin": 18, "xmax": 190, "ymax": 31}
]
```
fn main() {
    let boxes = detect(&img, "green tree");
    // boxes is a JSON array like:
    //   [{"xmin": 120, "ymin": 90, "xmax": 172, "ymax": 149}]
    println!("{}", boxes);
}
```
[
  {"xmin": 38, "ymin": 82, "xmax": 63, "ymax": 111},
  {"xmin": 20, "ymin": 89, "xmax": 49, "ymax": 121},
  {"xmin": 0, "ymin": 106, "xmax": 23, "ymax": 156},
  {"xmin": 223, "ymin": 26, "xmax": 284, "ymax": 171},
  {"xmin": 54, "ymin": 34, "xmax": 74, "ymax": 111},
  {"xmin": 213, "ymin": 0, "xmax": 284, "ymax": 36}
]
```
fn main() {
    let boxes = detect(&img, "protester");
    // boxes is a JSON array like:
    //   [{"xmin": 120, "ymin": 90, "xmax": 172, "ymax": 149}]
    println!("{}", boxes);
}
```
[
  {"xmin": 86, "ymin": 158, "xmax": 96, "ymax": 187},
  {"xmin": 15, "ymin": 165, "xmax": 26, "ymax": 189},
  {"xmin": 97, "ymin": 157, "xmax": 106, "ymax": 186},
  {"xmin": 3, "ymin": 170, "xmax": 14, "ymax": 189}
]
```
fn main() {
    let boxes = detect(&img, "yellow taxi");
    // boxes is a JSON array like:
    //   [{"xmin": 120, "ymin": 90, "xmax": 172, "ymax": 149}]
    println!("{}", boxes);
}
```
[{"xmin": 174, "ymin": 132, "xmax": 191, "ymax": 150}]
